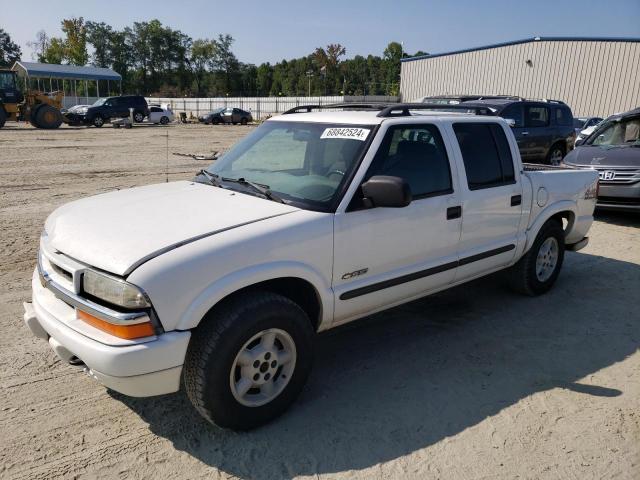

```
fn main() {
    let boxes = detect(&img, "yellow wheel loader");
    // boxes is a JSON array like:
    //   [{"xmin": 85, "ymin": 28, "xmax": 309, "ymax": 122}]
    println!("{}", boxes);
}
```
[{"xmin": 0, "ymin": 69, "xmax": 64, "ymax": 129}]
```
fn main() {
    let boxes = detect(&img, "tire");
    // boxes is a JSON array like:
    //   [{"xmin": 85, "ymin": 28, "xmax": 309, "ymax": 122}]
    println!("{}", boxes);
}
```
[
  {"xmin": 546, "ymin": 143, "xmax": 565, "ymax": 166},
  {"xmin": 35, "ymin": 105, "xmax": 63, "ymax": 129},
  {"xmin": 93, "ymin": 116, "xmax": 105, "ymax": 128},
  {"xmin": 508, "ymin": 219, "xmax": 565, "ymax": 296},
  {"xmin": 184, "ymin": 291, "xmax": 314, "ymax": 430},
  {"xmin": 29, "ymin": 104, "xmax": 43, "ymax": 128},
  {"xmin": 240, "ymin": 117, "xmax": 248, "ymax": 125},
  {"xmin": 0, "ymin": 108, "xmax": 6, "ymax": 128},
  {"xmin": 160, "ymin": 116, "xmax": 169, "ymax": 125},
  {"xmin": 133, "ymin": 111, "xmax": 145, "ymax": 123}
]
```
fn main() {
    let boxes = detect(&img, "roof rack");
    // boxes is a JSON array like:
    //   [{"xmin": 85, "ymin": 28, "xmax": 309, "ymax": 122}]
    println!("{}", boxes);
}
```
[
  {"xmin": 376, "ymin": 103, "xmax": 497, "ymax": 117},
  {"xmin": 282, "ymin": 103, "xmax": 389, "ymax": 115}
]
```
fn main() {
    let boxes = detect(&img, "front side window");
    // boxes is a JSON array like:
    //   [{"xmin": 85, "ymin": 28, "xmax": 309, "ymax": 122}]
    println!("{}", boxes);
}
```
[
  {"xmin": 363, "ymin": 124, "xmax": 452, "ymax": 199},
  {"xmin": 206, "ymin": 121, "xmax": 374, "ymax": 210},
  {"xmin": 525, "ymin": 106, "xmax": 549, "ymax": 127},
  {"xmin": 589, "ymin": 117, "xmax": 640, "ymax": 147},
  {"xmin": 454, "ymin": 123, "xmax": 516, "ymax": 190},
  {"xmin": 501, "ymin": 104, "xmax": 524, "ymax": 128}
]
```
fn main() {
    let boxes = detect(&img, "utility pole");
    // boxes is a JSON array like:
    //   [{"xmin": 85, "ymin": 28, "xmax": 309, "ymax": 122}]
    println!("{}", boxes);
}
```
[{"xmin": 306, "ymin": 70, "xmax": 313, "ymax": 97}]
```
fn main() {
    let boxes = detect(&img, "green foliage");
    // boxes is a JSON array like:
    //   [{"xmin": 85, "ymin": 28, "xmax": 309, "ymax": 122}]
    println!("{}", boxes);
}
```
[
  {"xmin": 26, "ymin": 17, "xmax": 427, "ymax": 97},
  {"xmin": 0, "ymin": 28, "xmax": 21, "ymax": 67}
]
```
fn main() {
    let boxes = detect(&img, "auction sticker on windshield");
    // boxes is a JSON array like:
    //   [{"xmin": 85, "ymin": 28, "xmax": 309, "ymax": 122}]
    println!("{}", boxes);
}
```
[{"xmin": 321, "ymin": 127, "xmax": 370, "ymax": 141}]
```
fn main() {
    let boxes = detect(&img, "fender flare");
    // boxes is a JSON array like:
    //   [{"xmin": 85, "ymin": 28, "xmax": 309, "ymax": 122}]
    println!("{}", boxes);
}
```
[
  {"xmin": 175, "ymin": 261, "xmax": 333, "ymax": 331},
  {"xmin": 524, "ymin": 200, "xmax": 577, "ymax": 254}
]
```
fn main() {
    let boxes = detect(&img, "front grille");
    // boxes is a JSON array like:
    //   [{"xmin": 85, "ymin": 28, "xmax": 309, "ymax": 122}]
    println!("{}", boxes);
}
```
[
  {"xmin": 50, "ymin": 261, "xmax": 73, "ymax": 283},
  {"xmin": 593, "ymin": 167, "xmax": 640, "ymax": 184}
]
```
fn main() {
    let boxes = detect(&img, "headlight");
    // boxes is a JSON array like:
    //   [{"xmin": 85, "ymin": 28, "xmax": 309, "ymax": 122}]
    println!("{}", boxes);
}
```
[
  {"xmin": 77, "ymin": 107, "xmax": 88, "ymax": 114},
  {"xmin": 83, "ymin": 270, "xmax": 150, "ymax": 309}
]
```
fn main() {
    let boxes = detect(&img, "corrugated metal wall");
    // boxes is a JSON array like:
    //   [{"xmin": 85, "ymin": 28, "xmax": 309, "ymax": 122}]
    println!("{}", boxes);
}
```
[{"xmin": 400, "ymin": 40, "xmax": 640, "ymax": 117}]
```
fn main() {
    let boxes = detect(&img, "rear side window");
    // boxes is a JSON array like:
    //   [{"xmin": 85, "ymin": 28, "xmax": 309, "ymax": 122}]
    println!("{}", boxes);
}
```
[
  {"xmin": 453, "ymin": 123, "xmax": 516, "ymax": 190},
  {"xmin": 525, "ymin": 106, "xmax": 549, "ymax": 127},
  {"xmin": 555, "ymin": 107, "xmax": 572, "ymax": 126}
]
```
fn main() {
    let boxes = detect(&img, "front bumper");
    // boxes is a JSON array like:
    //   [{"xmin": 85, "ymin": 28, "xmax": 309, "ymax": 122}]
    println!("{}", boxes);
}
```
[
  {"xmin": 24, "ymin": 269, "xmax": 191, "ymax": 397},
  {"xmin": 62, "ymin": 112, "xmax": 90, "ymax": 125},
  {"xmin": 597, "ymin": 182, "xmax": 640, "ymax": 211}
]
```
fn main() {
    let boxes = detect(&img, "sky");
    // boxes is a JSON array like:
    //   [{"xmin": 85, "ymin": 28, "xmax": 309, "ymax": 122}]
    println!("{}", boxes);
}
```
[{"xmin": 3, "ymin": 0, "xmax": 639, "ymax": 64}]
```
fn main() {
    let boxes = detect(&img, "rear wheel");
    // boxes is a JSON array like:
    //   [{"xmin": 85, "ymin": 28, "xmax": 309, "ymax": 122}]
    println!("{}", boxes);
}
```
[
  {"xmin": 160, "ymin": 116, "xmax": 169, "ymax": 125},
  {"xmin": 133, "ymin": 111, "xmax": 145, "ymax": 123},
  {"xmin": 0, "ymin": 108, "xmax": 6, "ymax": 128},
  {"xmin": 29, "ymin": 104, "xmax": 43, "ymax": 128},
  {"xmin": 509, "ymin": 219, "xmax": 565, "ymax": 296},
  {"xmin": 547, "ymin": 143, "xmax": 564, "ymax": 166},
  {"xmin": 240, "ymin": 117, "xmax": 248, "ymax": 125},
  {"xmin": 34, "ymin": 105, "xmax": 63, "ymax": 129},
  {"xmin": 184, "ymin": 291, "xmax": 314, "ymax": 430},
  {"xmin": 93, "ymin": 116, "xmax": 105, "ymax": 128}
]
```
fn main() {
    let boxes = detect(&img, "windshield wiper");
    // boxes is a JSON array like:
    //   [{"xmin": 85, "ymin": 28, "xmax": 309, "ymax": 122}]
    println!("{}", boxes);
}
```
[
  {"xmin": 196, "ymin": 169, "xmax": 222, "ymax": 187},
  {"xmin": 222, "ymin": 177, "xmax": 285, "ymax": 203}
]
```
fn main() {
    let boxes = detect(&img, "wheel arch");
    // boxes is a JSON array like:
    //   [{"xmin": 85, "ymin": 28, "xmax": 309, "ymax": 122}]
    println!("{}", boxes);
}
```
[
  {"xmin": 174, "ymin": 264, "xmax": 331, "ymax": 333},
  {"xmin": 524, "ymin": 201, "xmax": 576, "ymax": 254}
]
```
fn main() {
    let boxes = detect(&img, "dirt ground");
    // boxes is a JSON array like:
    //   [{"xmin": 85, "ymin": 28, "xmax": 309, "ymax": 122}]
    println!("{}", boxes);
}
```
[{"xmin": 0, "ymin": 122, "xmax": 638, "ymax": 480}]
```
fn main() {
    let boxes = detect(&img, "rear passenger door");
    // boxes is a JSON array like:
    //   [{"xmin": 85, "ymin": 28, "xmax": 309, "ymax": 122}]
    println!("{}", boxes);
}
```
[
  {"xmin": 333, "ymin": 123, "xmax": 462, "ymax": 324},
  {"xmin": 450, "ymin": 122, "xmax": 522, "ymax": 281},
  {"xmin": 523, "ymin": 105, "xmax": 552, "ymax": 161}
]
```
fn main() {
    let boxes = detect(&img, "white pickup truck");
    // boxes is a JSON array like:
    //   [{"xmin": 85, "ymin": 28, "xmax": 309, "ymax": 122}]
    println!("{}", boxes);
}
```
[{"xmin": 24, "ymin": 104, "xmax": 598, "ymax": 430}]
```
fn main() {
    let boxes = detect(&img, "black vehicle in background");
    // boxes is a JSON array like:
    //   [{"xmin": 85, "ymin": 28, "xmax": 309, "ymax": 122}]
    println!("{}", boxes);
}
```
[
  {"xmin": 563, "ymin": 107, "xmax": 640, "ymax": 211},
  {"xmin": 64, "ymin": 95, "xmax": 149, "ymax": 127},
  {"xmin": 461, "ymin": 98, "xmax": 576, "ymax": 165},
  {"xmin": 199, "ymin": 107, "xmax": 253, "ymax": 125}
]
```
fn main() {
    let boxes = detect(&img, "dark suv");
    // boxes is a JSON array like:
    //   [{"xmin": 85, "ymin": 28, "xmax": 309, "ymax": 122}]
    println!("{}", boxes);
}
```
[
  {"xmin": 65, "ymin": 95, "xmax": 149, "ymax": 127},
  {"xmin": 461, "ymin": 98, "xmax": 576, "ymax": 165}
]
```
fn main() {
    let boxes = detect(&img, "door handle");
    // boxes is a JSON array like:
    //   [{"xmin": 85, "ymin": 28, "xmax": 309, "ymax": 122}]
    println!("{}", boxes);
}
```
[
  {"xmin": 446, "ymin": 206, "xmax": 462, "ymax": 220},
  {"xmin": 511, "ymin": 194, "xmax": 522, "ymax": 206},
  {"xmin": 521, "ymin": 131, "xmax": 529, "ymax": 136}
]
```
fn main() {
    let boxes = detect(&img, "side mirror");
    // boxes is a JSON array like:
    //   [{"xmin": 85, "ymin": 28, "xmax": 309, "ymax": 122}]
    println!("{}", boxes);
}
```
[
  {"xmin": 361, "ymin": 176, "xmax": 412, "ymax": 208},
  {"xmin": 504, "ymin": 118, "xmax": 516, "ymax": 128}
]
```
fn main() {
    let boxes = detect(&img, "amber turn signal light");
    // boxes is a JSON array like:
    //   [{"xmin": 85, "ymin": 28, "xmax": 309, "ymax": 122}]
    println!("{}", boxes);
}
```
[{"xmin": 77, "ymin": 310, "xmax": 155, "ymax": 339}]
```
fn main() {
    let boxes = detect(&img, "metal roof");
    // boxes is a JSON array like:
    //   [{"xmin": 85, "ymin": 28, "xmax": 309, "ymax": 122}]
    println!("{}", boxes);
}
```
[
  {"xmin": 11, "ymin": 61, "xmax": 121, "ymax": 81},
  {"xmin": 401, "ymin": 36, "xmax": 640, "ymax": 63}
]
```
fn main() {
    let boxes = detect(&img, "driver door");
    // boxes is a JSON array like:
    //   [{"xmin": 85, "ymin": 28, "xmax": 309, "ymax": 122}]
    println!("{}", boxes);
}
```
[{"xmin": 332, "ymin": 123, "xmax": 462, "ymax": 325}]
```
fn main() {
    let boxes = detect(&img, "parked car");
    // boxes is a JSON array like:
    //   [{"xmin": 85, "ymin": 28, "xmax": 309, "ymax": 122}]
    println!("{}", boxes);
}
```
[
  {"xmin": 563, "ymin": 107, "xmax": 640, "ymax": 211},
  {"xmin": 574, "ymin": 116, "xmax": 603, "ymax": 136},
  {"xmin": 64, "ymin": 95, "xmax": 150, "ymax": 127},
  {"xmin": 24, "ymin": 104, "xmax": 597, "ymax": 430},
  {"xmin": 461, "ymin": 98, "xmax": 576, "ymax": 165},
  {"xmin": 222, "ymin": 107, "xmax": 253, "ymax": 125},
  {"xmin": 147, "ymin": 104, "xmax": 174, "ymax": 125},
  {"xmin": 198, "ymin": 108, "xmax": 225, "ymax": 125}
]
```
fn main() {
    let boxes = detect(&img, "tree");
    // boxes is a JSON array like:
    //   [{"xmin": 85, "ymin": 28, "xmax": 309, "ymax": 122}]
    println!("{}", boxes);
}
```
[
  {"xmin": 61, "ymin": 17, "xmax": 88, "ymax": 65},
  {"xmin": 27, "ymin": 30, "xmax": 49, "ymax": 62},
  {"xmin": 86, "ymin": 21, "xmax": 113, "ymax": 67},
  {"xmin": 0, "ymin": 28, "xmax": 21, "ymax": 67}
]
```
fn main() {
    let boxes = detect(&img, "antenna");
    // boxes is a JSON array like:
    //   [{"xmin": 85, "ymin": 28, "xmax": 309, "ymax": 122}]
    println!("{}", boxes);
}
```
[{"xmin": 165, "ymin": 130, "xmax": 169, "ymax": 183}]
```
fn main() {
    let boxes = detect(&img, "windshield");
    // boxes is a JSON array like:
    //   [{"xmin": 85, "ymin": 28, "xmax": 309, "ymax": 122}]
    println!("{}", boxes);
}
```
[
  {"xmin": 204, "ymin": 121, "xmax": 374, "ymax": 210},
  {"xmin": 92, "ymin": 98, "xmax": 107, "ymax": 106},
  {"xmin": 208, "ymin": 108, "xmax": 224, "ymax": 115},
  {"xmin": 0, "ymin": 71, "xmax": 17, "ymax": 89},
  {"xmin": 587, "ymin": 117, "xmax": 640, "ymax": 147}
]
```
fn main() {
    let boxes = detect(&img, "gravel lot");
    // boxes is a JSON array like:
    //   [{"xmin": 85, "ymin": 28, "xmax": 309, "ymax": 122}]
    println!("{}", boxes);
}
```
[{"xmin": 1, "ymin": 122, "xmax": 639, "ymax": 480}]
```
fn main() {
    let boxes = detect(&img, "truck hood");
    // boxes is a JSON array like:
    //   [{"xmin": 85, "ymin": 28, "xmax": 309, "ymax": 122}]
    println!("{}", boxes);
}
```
[
  {"xmin": 45, "ymin": 181, "xmax": 299, "ymax": 276},
  {"xmin": 564, "ymin": 145, "xmax": 640, "ymax": 167}
]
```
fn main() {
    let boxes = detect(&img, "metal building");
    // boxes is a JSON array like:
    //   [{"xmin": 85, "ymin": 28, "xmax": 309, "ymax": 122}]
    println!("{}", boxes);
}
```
[{"xmin": 400, "ymin": 37, "xmax": 640, "ymax": 117}]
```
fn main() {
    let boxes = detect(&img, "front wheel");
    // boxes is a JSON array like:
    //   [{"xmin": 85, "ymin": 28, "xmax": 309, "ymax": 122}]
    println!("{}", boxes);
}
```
[
  {"xmin": 184, "ymin": 292, "xmax": 314, "ymax": 430},
  {"xmin": 93, "ymin": 116, "xmax": 105, "ymax": 128},
  {"xmin": 160, "ymin": 116, "xmax": 169, "ymax": 125},
  {"xmin": 508, "ymin": 219, "xmax": 565, "ymax": 296},
  {"xmin": 133, "ymin": 111, "xmax": 145, "ymax": 123}
]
